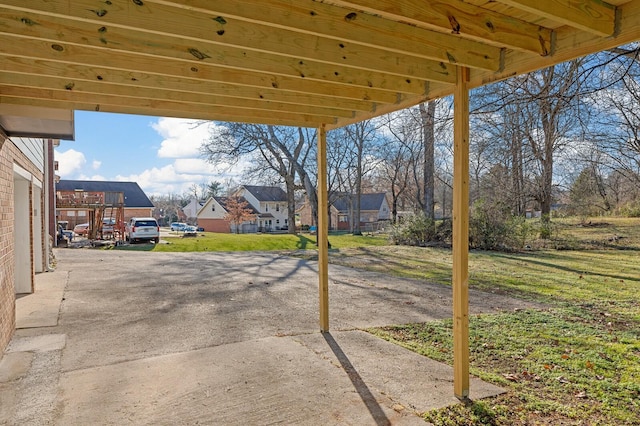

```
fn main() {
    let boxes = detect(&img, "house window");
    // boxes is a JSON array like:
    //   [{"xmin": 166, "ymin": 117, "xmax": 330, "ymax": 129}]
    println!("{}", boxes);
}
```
[
  {"xmin": 276, "ymin": 219, "xmax": 280, "ymax": 224},
  {"xmin": 339, "ymin": 215, "xmax": 348, "ymax": 222},
  {"xmin": 265, "ymin": 204, "xmax": 269, "ymax": 212},
  {"xmin": 276, "ymin": 204, "xmax": 279, "ymax": 212},
  {"xmin": 212, "ymin": 205, "xmax": 215, "ymax": 211},
  {"xmin": 77, "ymin": 211, "xmax": 86, "ymax": 217},
  {"xmin": 284, "ymin": 219, "xmax": 288, "ymax": 225}
]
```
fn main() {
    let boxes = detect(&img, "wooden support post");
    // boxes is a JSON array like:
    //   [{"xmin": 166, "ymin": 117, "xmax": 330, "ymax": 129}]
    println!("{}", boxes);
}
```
[
  {"xmin": 317, "ymin": 124, "xmax": 329, "ymax": 332},
  {"xmin": 453, "ymin": 66, "xmax": 470, "ymax": 399}
]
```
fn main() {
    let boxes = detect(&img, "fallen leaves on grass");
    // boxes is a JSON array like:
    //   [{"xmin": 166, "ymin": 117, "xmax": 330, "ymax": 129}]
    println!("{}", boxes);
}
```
[{"xmin": 503, "ymin": 371, "xmax": 541, "ymax": 382}]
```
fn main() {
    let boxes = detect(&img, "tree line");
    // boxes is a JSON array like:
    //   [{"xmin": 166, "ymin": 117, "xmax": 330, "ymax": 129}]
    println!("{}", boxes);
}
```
[{"xmin": 195, "ymin": 46, "xmax": 640, "ymax": 236}]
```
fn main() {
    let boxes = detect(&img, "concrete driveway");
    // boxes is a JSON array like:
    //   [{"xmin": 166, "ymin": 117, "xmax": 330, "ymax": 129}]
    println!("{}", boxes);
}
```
[{"xmin": 1, "ymin": 249, "xmax": 539, "ymax": 425}]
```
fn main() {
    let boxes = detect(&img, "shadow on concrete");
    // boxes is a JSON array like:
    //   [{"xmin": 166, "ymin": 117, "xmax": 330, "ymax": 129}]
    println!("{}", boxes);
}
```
[{"xmin": 323, "ymin": 332, "xmax": 391, "ymax": 426}]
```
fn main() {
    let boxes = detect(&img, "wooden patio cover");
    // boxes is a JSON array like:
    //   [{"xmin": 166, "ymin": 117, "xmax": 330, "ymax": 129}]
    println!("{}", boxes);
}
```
[{"xmin": 2, "ymin": 0, "xmax": 639, "ymax": 398}]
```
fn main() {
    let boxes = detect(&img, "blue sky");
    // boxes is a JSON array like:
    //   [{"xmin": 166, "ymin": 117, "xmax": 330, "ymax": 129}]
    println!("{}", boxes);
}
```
[{"xmin": 56, "ymin": 111, "xmax": 241, "ymax": 196}]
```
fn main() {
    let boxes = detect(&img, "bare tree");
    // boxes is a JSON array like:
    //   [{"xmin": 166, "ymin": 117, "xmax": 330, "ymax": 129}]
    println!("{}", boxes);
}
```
[
  {"xmin": 201, "ymin": 124, "xmax": 316, "ymax": 234},
  {"xmin": 419, "ymin": 101, "xmax": 437, "ymax": 220},
  {"xmin": 334, "ymin": 120, "xmax": 381, "ymax": 234},
  {"xmin": 378, "ymin": 110, "xmax": 421, "ymax": 222},
  {"xmin": 471, "ymin": 61, "xmax": 587, "ymax": 227}
]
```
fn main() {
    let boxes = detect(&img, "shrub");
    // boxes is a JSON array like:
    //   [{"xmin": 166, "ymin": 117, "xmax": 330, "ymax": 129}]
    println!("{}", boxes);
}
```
[
  {"xmin": 391, "ymin": 203, "xmax": 533, "ymax": 251},
  {"xmin": 617, "ymin": 201, "xmax": 640, "ymax": 218},
  {"xmin": 389, "ymin": 211, "xmax": 448, "ymax": 246},
  {"xmin": 469, "ymin": 200, "xmax": 531, "ymax": 251}
]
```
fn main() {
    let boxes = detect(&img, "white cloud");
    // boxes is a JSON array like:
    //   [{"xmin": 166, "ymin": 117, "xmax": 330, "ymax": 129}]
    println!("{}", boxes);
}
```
[
  {"xmin": 173, "ymin": 158, "xmax": 217, "ymax": 175},
  {"xmin": 153, "ymin": 118, "xmax": 214, "ymax": 159},
  {"xmin": 92, "ymin": 160, "xmax": 102, "ymax": 170},
  {"xmin": 55, "ymin": 149, "xmax": 86, "ymax": 177},
  {"xmin": 115, "ymin": 164, "xmax": 206, "ymax": 196},
  {"xmin": 77, "ymin": 174, "xmax": 106, "ymax": 181}
]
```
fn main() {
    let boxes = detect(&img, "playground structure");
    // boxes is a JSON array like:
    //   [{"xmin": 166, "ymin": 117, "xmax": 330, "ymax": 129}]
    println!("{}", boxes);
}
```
[{"xmin": 56, "ymin": 190, "xmax": 125, "ymax": 242}]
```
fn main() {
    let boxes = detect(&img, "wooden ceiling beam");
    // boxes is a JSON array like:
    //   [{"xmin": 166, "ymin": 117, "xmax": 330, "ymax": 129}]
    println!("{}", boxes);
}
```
[
  {"xmin": 0, "ymin": 35, "xmax": 405, "ymax": 105},
  {"xmin": 319, "ymin": 0, "xmax": 553, "ymax": 55},
  {"xmin": 470, "ymin": 0, "xmax": 640, "ymax": 89},
  {"xmin": 0, "ymin": 56, "xmax": 376, "ymax": 113},
  {"xmin": 1, "ymin": 0, "xmax": 638, "ymax": 129},
  {"xmin": 0, "ymin": 12, "xmax": 436, "ymax": 93},
  {"xmin": 0, "ymin": 4, "xmax": 457, "ymax": 85},
  {"xmin": 499, "ymin": 0, "xmax": 616, "ymax": 37},
  {"xmin": 0, "ymin": 96, "xmax": 324, "ymax": 127},
  {"xmin": 138, "ymin": 0, "xmax": 501, "ymax": 70},
  {"xmin": 0, "ymin": 86, "xmax": 336, "ymax": 126},
  {"xmin": 0, "ymin": 72, "xmax": 358, "ymax": 119}
]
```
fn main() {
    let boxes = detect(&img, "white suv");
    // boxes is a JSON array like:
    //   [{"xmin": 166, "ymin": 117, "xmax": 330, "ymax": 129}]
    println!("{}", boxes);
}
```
[{"xmin": 125, "ymin": 217, "xmax": 160, "ymax": 243}]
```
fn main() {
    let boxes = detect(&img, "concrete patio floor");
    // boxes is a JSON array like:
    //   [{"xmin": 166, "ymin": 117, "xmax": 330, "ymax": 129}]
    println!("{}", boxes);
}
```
[{"xmin": 1, "ymin": 249, "xmax": 540, "ymax": 425}]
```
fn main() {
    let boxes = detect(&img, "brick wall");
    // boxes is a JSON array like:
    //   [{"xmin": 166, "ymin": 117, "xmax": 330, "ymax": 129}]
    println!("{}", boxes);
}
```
[
  {"xmin": 198, "ymin": 218, "xmax": 231, "ymax": 233},
  {"xmin": 123, "ymin": 208, "xmax": 154, "ymax": 222},
  {"xmin": 0, "ymin": 131, "xmax": 15, "ymax": 354},
  {"xmin": 0, "ymin": 135, "xmax": 46, "ymax": 355}
]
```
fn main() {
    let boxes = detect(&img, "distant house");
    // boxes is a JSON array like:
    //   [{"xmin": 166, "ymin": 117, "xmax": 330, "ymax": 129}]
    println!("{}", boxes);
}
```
[
  {"xmin": 182, "ymin": 198, "xmax": 205, "ymax": 221},
  {"xmin": 196, "ymin": 185, "xmax": 289, "ymax": 233},
  {"xmin": 56, "ymin": 180, "xmax": 154, "ymax": 227},
  {"xmin": 296, "ymin": 198, "xmax": 338, "ymax": 230},
  {"xmin": 298, "ymin": 192, "xmax": 390, "ymax": 231},
  {"xmin": 235, "ymin": 185, "xmax": 289, "ymax": 232},
  {"xmin": 197, "ymin": 196, "xmax": 260, "ymax": 233}
]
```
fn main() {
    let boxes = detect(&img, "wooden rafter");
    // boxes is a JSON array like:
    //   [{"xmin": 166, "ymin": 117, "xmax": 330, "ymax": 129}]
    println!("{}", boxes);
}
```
[
  {"xmin": 322, "ymin": 0, "xmax": 554, "ymax": 55},
  {"xmin": 500, "ymin": 0, "xmax": 617, "ymax": 37},
  {"xmin": 0, "ymin": 36, "xmax": 400, "ymax": 104},
  {"xmin": 0, "ymin": 72, "xmax": 359, "ymax": 118},
  {"xmin": 1, "ymin": 0, "xmax": 636, "ymax": 130},
  {"xmin": 0, "ymin": 9, "xmax": 441, "ymax": 91}
]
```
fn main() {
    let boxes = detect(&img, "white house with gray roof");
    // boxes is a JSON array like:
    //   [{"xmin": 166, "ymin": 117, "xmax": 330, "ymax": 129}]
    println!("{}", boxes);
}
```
[
  {"xmin": 234, "ymin": 185, "xmax": 289, "ymax": 232},
  {"xmin": 196, "ymin": 185, "xmax": 289, "ymax": 233}
]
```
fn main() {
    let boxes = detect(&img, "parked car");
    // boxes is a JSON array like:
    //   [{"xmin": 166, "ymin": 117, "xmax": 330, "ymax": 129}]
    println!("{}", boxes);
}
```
[
  {"xmin": 73, "ymin": 223, "xmax": 89, "ymax": 236},
  {"xmin": 125, "ymin": 217, "xmax": 160, "ymax": 243},
  {"xmin": 183, "ymin": 225, "xmax": 198, "ymax": 237},
  {"xmin": 170, "ymin": 222, "xmax": 188, "ymax": 232},
  {"xmin": 73, "ymin": 218, "xmax": 115, "ymax": 238}
]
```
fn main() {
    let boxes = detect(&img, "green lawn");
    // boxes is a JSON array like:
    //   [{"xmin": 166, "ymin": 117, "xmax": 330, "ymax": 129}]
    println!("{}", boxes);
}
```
[
  {"xmin": 330, "ymin": 217, "xmax": 640, "ymax": 425},
  {"xmin": 112, "ymin": 231, "xmax": 388, "ymax": 252}
]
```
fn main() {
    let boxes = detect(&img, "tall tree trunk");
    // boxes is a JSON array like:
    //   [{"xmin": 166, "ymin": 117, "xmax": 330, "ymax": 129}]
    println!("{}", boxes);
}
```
[
  {"xmin": 511, "ymin": 119, "xmax": 525, "ymax": 216},
  {"xmin": 301, "ymin": 173, "xmax": 318, "ymax": 226},
  {"xmin": 419, "ymin": 101, "xmax": 436, "ymax": 221},
  {"xmin": 354, "ymin": 153, "xmax": 362, "ymax": 235},
  {"xmin": 284, "ymin": 173, "xmax": 297, "ymax": 234},
  {"xmin": 540, "ymin": 152, "xmax": 553, "ymax": 217}
]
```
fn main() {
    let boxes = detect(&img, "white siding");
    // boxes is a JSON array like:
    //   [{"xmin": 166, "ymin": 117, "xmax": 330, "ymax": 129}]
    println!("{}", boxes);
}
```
[
  {"xmin": 239, "ymin": 189, "xmax": 260, "ymax": 210},
  {"xmin": 11, "ymin": 137, "xmax": 45, "ymax": 173},
  {"xmin": 378, "ymin": 197, "xmax": 391, "ymax": 220},
  {"xmin": 197, "ymin": 198, "xmax": 227, "ymax": 220}
]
